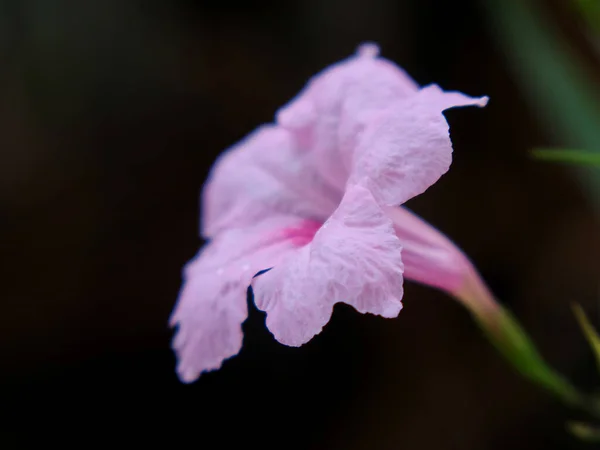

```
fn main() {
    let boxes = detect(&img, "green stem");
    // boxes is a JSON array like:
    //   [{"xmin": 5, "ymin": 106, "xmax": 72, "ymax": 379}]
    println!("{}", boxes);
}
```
[{"xmin": 453, "ymin": 263, "xmax": 598, "ymax": 417}]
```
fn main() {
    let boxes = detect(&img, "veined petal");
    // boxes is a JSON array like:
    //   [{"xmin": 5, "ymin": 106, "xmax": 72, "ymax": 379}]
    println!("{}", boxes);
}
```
[
  {"xmin": 276, "ymin": 43, "xmax": 420, "ymax": 192},
  {"xmin": 170, "ymin": 216, "xmax": 321, "ymax": 382},
  {"xmin": 202, "ymin": 126, "xmax": 340, "ymax": 238},
  {"xmin": 350, "ymin": 85, "xmax": 488, "ymax": 206},
  {"xmin": 252, "ymin": 185, "xmax": 404, "ymax": 347}
]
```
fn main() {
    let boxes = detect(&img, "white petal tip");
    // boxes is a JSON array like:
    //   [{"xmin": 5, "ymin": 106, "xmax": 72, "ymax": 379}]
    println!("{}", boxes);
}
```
[
  {"xmin": 382, "ymin": 301, "xmax": 403, "ymax": 318},
  {"xmin": 477, "ymin": 96, "xmax": 490, "ymax": 107},
  {"xmin": 178, "ymin": 368, "xmax": 200, "ymax": 384},
  {"xmin": 357, "ymin": 42, "xmax": 380, "ymax": 58}
]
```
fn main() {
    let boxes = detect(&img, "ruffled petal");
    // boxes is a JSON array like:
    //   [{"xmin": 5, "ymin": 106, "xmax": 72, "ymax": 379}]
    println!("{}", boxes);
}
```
[
  {"xmin": 276, "ymin": 43, "xmax": 420, "ymax": 192},
  {"xmin": 252, "ymin": 185, "xmax": 404, "ymax": 347},
  {"xmin": 350, "ymin": 85, "xmax": 488, "ymax": 206},
  {"xmin": 202, "ymin": 126, "xmax": 340, "ymax": 238},
  {"xmin": 170, "ymin": 216, "xmax": 321, "ymax": 382},
  {"xmin": 202, "ymin": 46, "xmax": 487, "ymax": 238}
]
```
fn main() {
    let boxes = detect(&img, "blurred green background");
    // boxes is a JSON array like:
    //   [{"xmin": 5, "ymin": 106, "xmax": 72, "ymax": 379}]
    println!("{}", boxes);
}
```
[{"xmin": 1, "ymin": 0, "xmax": 599, "ymax": 448}]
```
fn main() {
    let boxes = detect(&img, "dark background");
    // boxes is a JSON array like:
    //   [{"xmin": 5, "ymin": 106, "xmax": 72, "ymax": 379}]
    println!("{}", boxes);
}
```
[{"xmin": 1, "ymin": 0, "xmax": 599, "ymax": 448}]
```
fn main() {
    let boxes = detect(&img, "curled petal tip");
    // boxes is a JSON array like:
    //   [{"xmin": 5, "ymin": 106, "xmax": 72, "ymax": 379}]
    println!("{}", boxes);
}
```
[
  {"xmin": 477, "ymin": 96, "xmax": 490, "ymax": 107},
  {"xmin": 178, "ymin": 366, "xmax": 200, "ymax": 384},
  {"xmin": 356, "ymin": 42, "xmax": 380, "ymax": 58}
]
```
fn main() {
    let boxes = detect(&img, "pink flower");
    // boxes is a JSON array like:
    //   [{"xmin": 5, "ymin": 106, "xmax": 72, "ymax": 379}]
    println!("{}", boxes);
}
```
[{"xmin": 170, "ymin": 43, "xmax": 488, "ymax": 383}]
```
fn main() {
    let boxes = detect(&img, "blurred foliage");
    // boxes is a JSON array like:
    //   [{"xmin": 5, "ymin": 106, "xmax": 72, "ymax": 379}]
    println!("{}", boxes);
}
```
[
  {"xmin": 572, "ymin": 304, "xmax": 600, "ymax": 375},
  {"xmin": 567, "ymin": 421, "xmax": 600, "ymax": 442},
  {"xmin": 572, "ymin": 0, "xmax": 600, "ymax": 34},
  {"xmin": 483, "ymin": 0, "xmax": 600, "ymax": 209},
  {"xmin": 482, "ymin": 0, "xmax": 600, "ymax": 441},
  {"xmin": 532, "ymin": 148, "xmax": 600, "ymax": 167}
]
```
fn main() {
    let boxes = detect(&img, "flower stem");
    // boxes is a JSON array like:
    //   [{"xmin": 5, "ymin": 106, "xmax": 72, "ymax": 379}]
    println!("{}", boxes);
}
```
[{"xmin": 453, "ymin": 263, "xmax": 597, "ymax": 417}]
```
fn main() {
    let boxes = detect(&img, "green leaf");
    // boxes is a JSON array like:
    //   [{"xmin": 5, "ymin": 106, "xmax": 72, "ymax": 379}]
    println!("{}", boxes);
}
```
[
  {"xmin": 532, "ymin": 148, "xmax": 600, "ymax": 167},
  {"xmin": 483, "ymin": 0, "xmax": 600, "ymax": 209},
  {"xmin": 572, "ymin": 303, "xmax": 600, "ymax": 373},
  {"xmin": 567, "ymin": 421, "xmax": 600, "ymax": 442},
  {"xmin": 572, "ymin": 0, "xmax": 600, "ymax": 34}
]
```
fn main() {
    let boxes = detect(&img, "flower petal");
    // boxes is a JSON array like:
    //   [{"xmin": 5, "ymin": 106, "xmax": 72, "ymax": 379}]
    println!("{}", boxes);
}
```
[
  {"xmin": 202, "ymin": 126, "xmax": 340, "ymax": 238},
  {"xmin": 170, "ymin": 216, "xmax": 319, "ymax": 382},
  {"xmin": 384, "ymin": 205, "xmax": 500, "ymax": 322},
  {"xmin": 252, "ymin": 185, "xmax": 404, "ymax": 347},
  {"xmin": 383, "ymin": 205, "xmax": 469, "ymax": 294},
  {"xmin": 350, "ymin": 85, "xmax": 488, "ymax": 206},
  {"xmin": 276, "ymin": 43, "xmax": 420, "ymax": 191}
]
